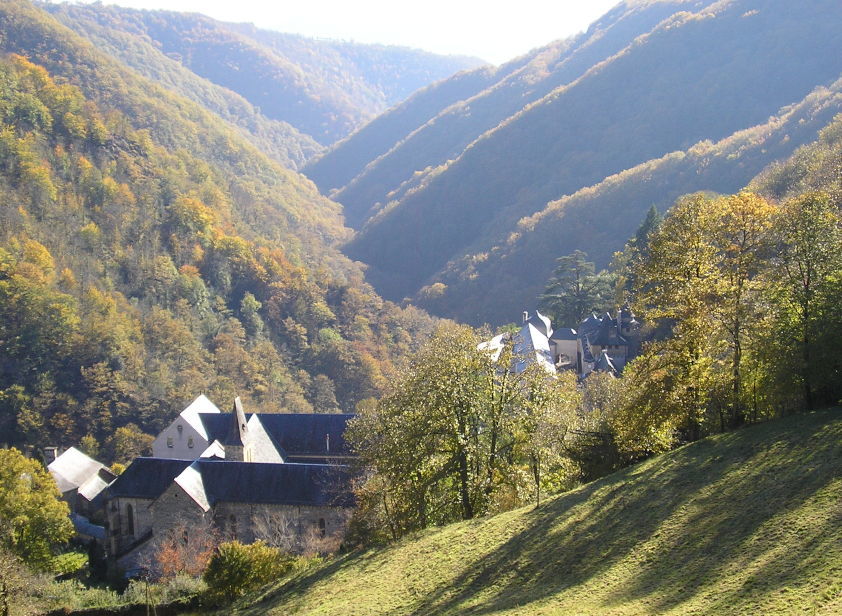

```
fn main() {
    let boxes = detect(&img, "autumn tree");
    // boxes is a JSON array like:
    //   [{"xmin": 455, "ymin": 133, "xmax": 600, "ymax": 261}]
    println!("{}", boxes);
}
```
[
  {"xmin": 0, "ymin": 448, "xmax": 73, "ymax": 570},
  {"xmin": 769, "ymin": 191, "xmax": 842, "ymax": 409},
  {"xmin": 709, "ymin": 192, "xmax": 775, "ymax": 425},
  {"xmin": 348, "ymin": 323, "xmax": 580, "ymax": 540}
]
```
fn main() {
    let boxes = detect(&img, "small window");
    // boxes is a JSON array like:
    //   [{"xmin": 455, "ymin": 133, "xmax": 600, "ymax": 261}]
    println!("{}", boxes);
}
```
[
  {"xmin": 126, "ymin": 504, "xmax": 135, "ymax": 536},
  {"xmin": 318, "ymin": 518, "xmax": 326, "ymax": 538},
  {"xmin": 188, "ymin": 437, "xmax": 194, "ymax": 448},
  {"xmin": 229, "ymin": 514, "xmax": 238, "ymax": 539},
  {"xmin": 177, "ymin": 424, "xmax": 183, "ymax": 435},
  {"xmin": 166, "ymin": 437, "xmax": 173, "ymax": 448}
]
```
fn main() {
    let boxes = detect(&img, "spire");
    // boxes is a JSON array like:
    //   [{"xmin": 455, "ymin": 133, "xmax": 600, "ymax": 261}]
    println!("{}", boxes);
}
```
[{"xmin": 223, "ymin": 397, "xmax": 248, "ymax": 447}]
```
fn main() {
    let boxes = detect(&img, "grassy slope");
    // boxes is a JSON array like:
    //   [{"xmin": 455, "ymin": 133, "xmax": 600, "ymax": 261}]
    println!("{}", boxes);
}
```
[{"xmin": 232, "ymin": 409, "xmax": 841, "ymax": 615}]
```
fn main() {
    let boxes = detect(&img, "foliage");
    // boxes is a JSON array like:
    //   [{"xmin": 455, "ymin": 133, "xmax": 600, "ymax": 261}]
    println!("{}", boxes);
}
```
[
  {"xmin": 49, "ymin": 550, "xmax": 88, "ymax": 576},
  {"xmin": 0, "ymin": 17, "xmax": 439, "ymax": 460},
  {"xmin": 146, "ymin": 520, "xmax": 219, "ymax": 581},
  {"xmin": 347, "ymin": 323, "xmax": 581, "ymax": 540},
  {"xmin": 46, "ymin": 2, "xmax": 483, "ymax": 147},
  {"xmin": 539, "ymin": 250, "xmax": 615, "ymax": 327},
  {"xmin": 0, "ymin": 548, "xmax": 46, "ymax": 616},
  {"xmin": 767, "ymin": 191, "xmax": 842, "ymax": 410},
  {"xmin": 203, "ymin": 540, "xmax": 297, "ymax": 604},
  {"xmin": 0, "ymin": 448, "xmax": 73, "ymax": 570},
  {"xmin": 222, "ymin": 409, "xmax": 842, "ymax": 616}
]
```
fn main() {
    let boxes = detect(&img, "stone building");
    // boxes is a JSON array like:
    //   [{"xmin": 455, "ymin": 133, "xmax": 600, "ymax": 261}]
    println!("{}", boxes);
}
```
[
  {"xmin": 106, "ymin": 457, "xmax": 353, "ymax": 575},
  {"xmin": 105, "ymin": 395, "xmax": 356, "ymax": 575},
  {"xmin": 151, "ymin": 395, "xmax": 353, "ymax": 464},
  {"xmin": 481, "ymin": 309, "xmax": 641, "ymax": 378},
  {"xmin": 47, "ymin": 446, "xmax": 116, "ymax": 519}
]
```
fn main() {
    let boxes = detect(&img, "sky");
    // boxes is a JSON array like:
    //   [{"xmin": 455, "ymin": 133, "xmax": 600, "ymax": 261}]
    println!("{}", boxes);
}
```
[{"xmin": 60, "ymin": 0, "xmax": 621, "ymax": 65}]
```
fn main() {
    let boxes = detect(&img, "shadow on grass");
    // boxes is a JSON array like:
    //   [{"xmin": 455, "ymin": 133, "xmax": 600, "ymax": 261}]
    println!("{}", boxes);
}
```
[
  {"xmin": 236, "ymin": 409, "xmax": 841, "ymax": 615},
  {"xmin": 406, "ymin": 409, "xmax": 841, "ymax": 615}
]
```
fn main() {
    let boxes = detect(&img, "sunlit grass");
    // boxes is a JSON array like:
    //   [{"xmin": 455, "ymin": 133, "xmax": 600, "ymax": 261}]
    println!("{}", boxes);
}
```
[{"xmin": 224, "ymin": 408, "xmax": 841, "ymax": 615}]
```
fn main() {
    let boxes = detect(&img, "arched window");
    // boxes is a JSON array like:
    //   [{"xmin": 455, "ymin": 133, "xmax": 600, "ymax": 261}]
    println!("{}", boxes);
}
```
[
  {"xmin": 229, "ymin": 514, "xmax": 238, "ymax": 539},
  {"xmin": 126, "ymin": 504, "xmax": 135, "ymax": 537},
  {"xmin": 318, "ymin": 518, "xmax": 326, "ymax": 538}
]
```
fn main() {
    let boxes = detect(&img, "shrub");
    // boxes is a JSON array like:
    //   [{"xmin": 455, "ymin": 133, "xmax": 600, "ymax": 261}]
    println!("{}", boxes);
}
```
[{"xmin": 203, "ymin": 541, "xmax": 296, "ymax": 604}]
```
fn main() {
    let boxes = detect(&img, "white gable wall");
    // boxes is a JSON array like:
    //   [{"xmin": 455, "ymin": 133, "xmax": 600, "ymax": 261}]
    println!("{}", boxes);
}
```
[{"xmin": 151, "ymin": 396, "xmax": 220, "ymax": 459}]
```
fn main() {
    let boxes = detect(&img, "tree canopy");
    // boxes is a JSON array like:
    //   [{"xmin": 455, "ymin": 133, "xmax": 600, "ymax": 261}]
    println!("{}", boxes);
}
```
[{"xmin": 0, "ymin": 448, "xmax": 73, "ymax": 570}]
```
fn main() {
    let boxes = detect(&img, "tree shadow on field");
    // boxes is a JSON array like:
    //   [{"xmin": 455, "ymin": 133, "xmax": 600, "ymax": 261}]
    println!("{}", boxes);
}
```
[
  {"xmin": 406, "ymin": 410, "xmax": 841, "ymax": 615},
  {"xmin": 234, "ymin": 411, "xmax": 840, "ymax": 616}
]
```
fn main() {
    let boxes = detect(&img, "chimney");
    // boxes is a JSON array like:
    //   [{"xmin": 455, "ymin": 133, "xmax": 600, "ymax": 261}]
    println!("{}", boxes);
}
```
[{"xmin": 523, "ymin": 310, "xmax": 529, "ymax": 324}]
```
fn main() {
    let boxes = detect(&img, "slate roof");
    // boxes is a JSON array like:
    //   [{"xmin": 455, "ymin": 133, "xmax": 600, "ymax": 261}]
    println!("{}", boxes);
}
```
[
  {"xmin": 525, "ymin": 311, "xmax": 553, "ymax": 339},
  {"xmin": 179, "ymin": 460, "xmax": 353, "ymax": 510},
  {"xmin": 256, "ymin": 414, "xmax": 354, "ymax": 458},
  {"xmin": 513, "ymin": 322, "xmax": 555, "ymax": 373},
  {"xmin": 107, "ymin": 458, "xmax": 192, "ymax": 499},
  {"xmin": 591, "ymin": 315, "xmax": 627, "ymax": 347},
  {"xmin": 180, "ymin": 394, "xmax": 221, "ymax": 439},
  {"xmin": 197, "ymin": 414, "xmax": 232, "ymax": 443},
  {"xmin": 594, "ymin": 350, "xmax": 618, "ymax": 375},
  {"xmin": 551, "ymin": 327, "xmax": 578, "ymax": 341},
  {"xmin": 48, "ymin": 447, "xmax": 115, "ymax": 501}
]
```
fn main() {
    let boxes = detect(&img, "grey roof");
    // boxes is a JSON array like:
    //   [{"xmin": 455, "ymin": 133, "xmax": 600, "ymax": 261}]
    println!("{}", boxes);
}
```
[
  {"xmin": 551, "ymin": 327, "xmax": 578, "ymax": 341},
  {"xmin": 594, "ymin": 350, "xmax": 618, "ymax": 374},
  {"xmin": 579, "ymin": 313, "xmax": 602, "ymax": 338},
  {"xmin": 70, "ymin": 513, "xmax": 106, "ymax": 540},
  {"xmin": 591, "ymin": 314, "xmax": 627, "ymax": 347},
  {"xmin": 254, "ymin": 414, "xmax": 354, "ymax": 458},
  {"xmin": 186, "ymin": 460, "xmax": 353, "ymax": 508},
  {"xmin": 107, "ymin": 458, "xmax": 192, "ymax": 499},
  {"xmin": 198, "ymin": 414, "xmax": 231, "ymax": 442},
  {"xmin": 48, "ymin": 447, "xmax": 115, "ymax": 501},
  {"xmin": 195, "ymin": 412, "xmax": 353, "ymax": 458},
  {"xmin": 581, "ymin": 336, "xmax": 596, "ymax": 364},
  {"xmin": 525, "ymin": 310, "xmax": 553, "ymax": 339}
]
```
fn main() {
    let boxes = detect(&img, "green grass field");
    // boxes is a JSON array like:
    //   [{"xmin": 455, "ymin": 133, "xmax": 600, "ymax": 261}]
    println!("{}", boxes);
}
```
[{"xmin": 229, "ymin": 409, "xmax": 842, "ymax": 615}]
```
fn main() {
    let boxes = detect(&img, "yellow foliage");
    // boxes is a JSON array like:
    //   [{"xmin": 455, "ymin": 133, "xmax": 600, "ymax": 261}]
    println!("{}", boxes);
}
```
[{"xmin": 22, "ymin": 238, "xmax": 55, "ymax": 280}]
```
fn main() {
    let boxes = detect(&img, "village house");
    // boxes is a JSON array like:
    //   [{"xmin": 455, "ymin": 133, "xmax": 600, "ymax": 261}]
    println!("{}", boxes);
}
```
[
  {"xmin": 106, "ymin": 457, "xmax": 352, "ymax": 575},
  {"xmin": 151, "ymin": 395, "xmax": 353, "ymax": 464},
  {"xmin": 47, "ymin": 446, "xmax": 116, "ymax": 520},
  {"xmin": 481, "ymin": 309, "xmax": 641, "ymax": 378},
  {"xmin": 104, "ymin": 395, "xmax": 355, "ymax": 575}
]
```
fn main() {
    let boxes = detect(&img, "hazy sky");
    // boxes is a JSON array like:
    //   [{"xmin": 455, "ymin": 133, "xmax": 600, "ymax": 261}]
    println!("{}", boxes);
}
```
[{"xmin": 59, "ymin": 0, "xmax": 620, "ymax": 64}]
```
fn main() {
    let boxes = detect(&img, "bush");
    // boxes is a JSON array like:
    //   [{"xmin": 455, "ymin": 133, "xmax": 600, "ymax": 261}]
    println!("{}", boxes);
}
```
[
  {"xmin": 50, "ymin": 550, "xmax": 88, "ymax": 576},
  {"xmin": 123, "ymin": 573, "xmax": 206, "ymax": 605},
  {"xmin": 203, "ymin": 541, "xmax": 296, "ymax": 604}
]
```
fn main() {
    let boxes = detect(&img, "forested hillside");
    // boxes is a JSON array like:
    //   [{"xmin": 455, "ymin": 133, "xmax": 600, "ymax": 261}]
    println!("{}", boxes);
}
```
[
  {"xmin": 324, "ymin": 0, "xmax": 842, "ymax": 318},
  {"xmin": 44, "ymin": 2, "xmax": 485, "ymax": 147},
  {"xmin": 41, "ymin": 2, "xmax": 323, "ymax": 170},
  {"xmin": 424, "ymin": 80, "xmax": 842, "ymax": 324},
  {"xmin": 0, "ymin": 1, "xmax": 439, "ymax": 463},
  {"xmin": 306, "ymin": 0, "xmax": 709, "ymax": 227}
]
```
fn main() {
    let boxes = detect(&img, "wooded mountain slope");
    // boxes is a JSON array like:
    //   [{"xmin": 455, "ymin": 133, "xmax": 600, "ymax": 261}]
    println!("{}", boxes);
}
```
[
  {"xmin": 228, "ymin": 409, "xmax": 842, "ymax": 615},
  {"xmin": 422, "ymin": 80, "xmax": 842, "ymax": 325},
  {"xmin": 44, "ymin": 2, "xmax": 485, "ymax": 147},
  {"xmin": 0, "ymin": 1, "xmax": 439, "ymax": 461},
  {"xmin": 305, "ymin": 0, "xmax": 705, "ymax": 226},
  {"xmin": 41, "ymin": 2, "xmax": 322, "ymax": 171},
  {"xmin": 329, "ymin": 0, "xmax": 842, "ymax": 317}
]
